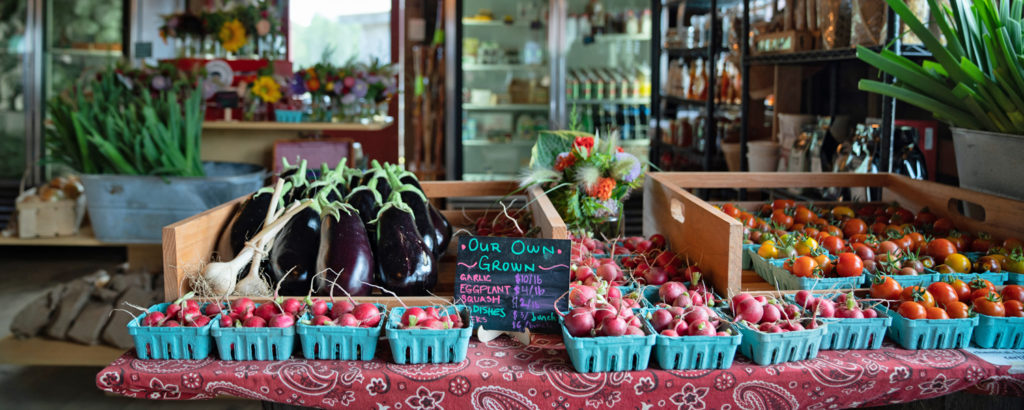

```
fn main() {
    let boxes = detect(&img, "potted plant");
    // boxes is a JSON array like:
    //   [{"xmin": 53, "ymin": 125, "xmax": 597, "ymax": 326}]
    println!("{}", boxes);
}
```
[
  {"xmin": 857, "ymin": 0, "xmax": 1024, "ymax": 199},
  {"xmin": 46, "ymin": 67, "xmax": 264, "ymax": 243}
]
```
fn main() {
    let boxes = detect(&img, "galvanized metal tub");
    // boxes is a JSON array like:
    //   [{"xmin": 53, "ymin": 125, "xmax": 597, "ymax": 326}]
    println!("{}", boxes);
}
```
[{"xmin": 952, "ymin": 128, "xmax": 1024, "ymax": 201}]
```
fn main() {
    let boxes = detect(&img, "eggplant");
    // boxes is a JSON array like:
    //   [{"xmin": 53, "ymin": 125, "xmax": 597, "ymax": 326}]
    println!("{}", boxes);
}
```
[
  {"xmin": 428, "ymin": 203, "xmax": 452, "ymax": 256},
  {"xmin": 371, "ymin": 174, "xmax": 392, "ymax": 202},
  {"xmin": 266, "ymin": 207, "xmax": 322, "ymax": 295},
  {"xmin": 316, "ymin": 205, "xmax": 375, "ymax": 296},
  {"xmin": 399, "ymin": 172, "xmax": 423, "ymax": 192},
  {"xmin": 215, "ymin": 191, "xmax": 272, "ymax": 261},
  {"xmin": 346, "ymin": 186, "xmax": 382, "ymax": 228},
  {"xmin": 374, "ymin": 201, "xmax": 437, "ymax": 295},
  {"xmin": 395, "ymin": 187, "xmax": 437, "ymax": 256}
]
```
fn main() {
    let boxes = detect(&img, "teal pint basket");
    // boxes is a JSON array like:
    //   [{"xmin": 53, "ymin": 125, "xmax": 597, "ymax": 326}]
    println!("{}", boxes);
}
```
[
  {"xmin": 296, "ymin": 303, "xmax": 385, "ymax": 360},
  {"xmin": 751, "ymin": 253, "xmax": 864, "ymax": 291},
  {"xmin": 782, "ymin": 295, "xmax": 891, "ymax": 350},
  {"xmin": 127, "ymin": 303, "xmax": 214, "ymax": 360},
  {"xmin": 878, "ymin": 305, "xmax": 977, "ymax": 349},
  {"xmin": 210, "ymin": 304, "xmax": 296, "ymax": 360},
  {"xmin": 742, "ymin": 244, "xmax": 759, "ymax": 270},
  {"xmin": 386, "ymin": 305, "xmax": 472, "ymax": 364},
  {"xmin": 642, "ymin": 309, "xmax": 740, "ymax": 370},
  {"xmin": 972, "ymin": 314, "xmax": 1024, "ymax": 349},
  {"xmin": 1008, "ymin": 272, "xmax": 1024, "ymax": 285},
  {"xmin": 735, "ymin": 319, "xmax": 826, "ymax": 365},
  {"xmin": 560, "ymin": 315, "xmax": 655, "ymax": 373},
  {"xmin": 747, "ymin": 249, "xmax": 779, "ymax": 284},
  {"xmin": 274, "ymin": 109, "xmax": 305, "ymax": 122}
]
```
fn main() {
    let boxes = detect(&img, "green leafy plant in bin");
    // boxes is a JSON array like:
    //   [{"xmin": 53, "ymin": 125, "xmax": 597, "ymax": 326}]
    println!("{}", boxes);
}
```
[
  {"xmin": 857, "ymin": 0, "xmax": 1024, "ymax": 134},
  {"xmin": 46, "ymin": 69, "xmax": 205, "ymax": 176}
]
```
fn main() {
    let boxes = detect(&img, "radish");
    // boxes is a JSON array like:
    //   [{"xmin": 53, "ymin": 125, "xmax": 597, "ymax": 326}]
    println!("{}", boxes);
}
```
[
  {"xmin": 401, "ymin": 307, "xmax": 428, "ymax": 327},
  {"xmin": 331, "ymin": 301, "xmax": 355, "ymax": 319},
  {"xmin": 736, "ymin": 298, "xmax": 764, "ymax": 323},
  {"xmin": 650, "ymin": 309, "xmax": 674, "ymax": 331},
  {"xmin": 731, "ymin": 293, "xmax": 753, "ymax": 311},
  {"xmin": 423, "ymin": 306, "xmax": 441, "ymax": 320},
  {"xmin": 660, "ymin": 329, "xmax": 679, "ymax": 336},
  {"xmin": 783, "ymin": 304, "xmax": 802, "ymax": 320},
  {"xmin": 311, "ymin": 315, "xmax": 333, "ymax": 326},
  {"xmin": 164, "ymin": 320, "xmax": 180, "ymax": 327},
  {"xmin": 419, "ymin": 318, "xmax": 446, "ymax": 330},
  {"xmin": 688, "ymin": 290, "xmax": 704, "ymax": 307},
  {"xmin": 184, "ymin": 300, "xmax": 200, "ymax": 312},
  {"xmin": 654, "ymin": 250, "xmax": 676, "ymax": 267},
  {"xmin": 281, "ymin": 298, "xmax": 304, "ymax": 315},
  {"xmin": 758, "ymin": 322, "xmax": 775, "ymax": 332},
  {"xmin": 186, "ymin": 315, "xmax": 210, "ymax": 327},
  {"xmin": 254, "ymin": 303, "xmax": 280, "ymax": 322},
  {"xmin": 753, "ymin": 296, "xmax": 768, "ymax": 305},
  {"xmin": 805, "ymin": 320, "xmax": 819, "ymax": 329},
  {"xmin": 596, "ymin": 263, "xmax": 619, "ymax": 282},
  {"xmin": 644, "ymin": 266, "xmax": 668, "ymax": 285},
  {"xmin": 219, "ymin": 315, "xmax": 234, "ymax": 327},
  {"xmin": 607, "ymin": 286, "xmax": 622, "ymax": 301},
  {"xmin": 592, "ymin": 305, "xmax": 617, "ymax": 325},
  {"xmin": 659, "ymin": 282, "xmax": 687, "ymax": 305},
  {"xmin": 794, "ymin": 290, "xmax": 815, "ymax": 309},
  {"xmin": 673, "ymin": 319, "xmax": 689, "ymax": 335},
  {"xmin": 782, "ymin": 322, "xmax": 805, "ymax": 332},
  {"xmin": 569, "ymin": 284, "xmax": 597, "ymax": 307},
  {"xmin": 574, "ymin": 266, "xmax": 594, "ymax": 282},
  {"xmin": 761, "ymin": 304, "xmax": 782, "ymax": 323},
  {"xmin": 353, "ymin": 303, "xmax": 382, "ymax": 327},
  {"xmin": 243, "ymin": 316, "xmax": 266, "ymax": 328},
  {"xmin": 684, "ymin": 307, "xmax": 709, "ymax": 324},
  {"xmin": 166, "ymin": 304, "xmax": 182, "ymax": 320},
  {"xmin": 203, "ymin": 303, "xmax": 223, "ymax": 317},
  {"xmin": 231, "ymin": 298, "xmax": 256, "ymax": 316},
  {"xmin": 269, "ymin": 313, "xmax": 294, "ymax": 328},
  {"xmin": 624, "ymin": 326, "xmax": 645, "ymax": 336},
  {"xmin": 564, "ymin": 308, "xmax": 595, "ymax": 337},
  {"xmin": 688, "ymin": 320, "xmax": 716, "ymax": 336},
  {"xmin": 673, "ymin": 293, "xmax": 693, "ymax": 308},
  {"xmin": 863, "ymin": 308, "xmax": 878, "ymax": 318},
  {"xmin": 309, "ymin": 298, "xmax": 328, "ymax": 317},
  {"xmin": 815, "ymin": 299, "xmax": 836, "ymax": 318},
  {"xmin": 598, "ymin": 317, "xmax": 627, "ymax": 337},
  {"xmin": 143, "ymin": 311, "xmax": 165, "ymax": 327},
  {"xmin": 626, "ymin": 316, "xmax": 642, "ymax": 328}
]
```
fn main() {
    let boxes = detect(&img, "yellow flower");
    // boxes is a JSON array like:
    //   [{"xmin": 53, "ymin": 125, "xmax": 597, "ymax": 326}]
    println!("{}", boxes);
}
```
[
  {"xmin": 219, "ymin": 19, "xmax": 247, "ymax": 53},
  {"xmin": 251, "ymin": 76, "xmax": 281, "ymax": 103}
]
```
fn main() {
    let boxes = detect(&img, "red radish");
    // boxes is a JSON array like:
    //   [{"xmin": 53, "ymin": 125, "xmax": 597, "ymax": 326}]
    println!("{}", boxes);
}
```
[
  {"xmin": 569, "ymin": 284, "xmax": 598, "ymax": 307},
  {"xmin": 863, "ymin": 308, "xmax": 878, "ymax": 318},
  {"xmin": 731, "ymin": 293, "xmax": 753, "ymax": 307},
  {"xmin": 659, "ymin": 282, "xmax": 687, "ymax": 305},
  {"xmin": 574, "ymin": 266, "xmax": 594, "ymax": 282},
  {"xmin": 716, "ymin": 331, "xmax": 729, "ymax": 336},
  {"xmin": 761, "ymin": 304, "xmax": 782, "ymax": 323},
  {"xmin": 599, "ymin": 316, "xmax": 627, "ymax": 336},
  {"xmin": 309, "ymin": 299, "xmax": 328, "ymax": 317},
  {"xmin": 704, "ymin": 307, "xmax": 721, "ymax": 326},
  {"xmin": 596, "ymin": 263, "xmax": 619, "ymax": 282},
  {"xmin": 418, "ymin": 318, "xmax": 446, "ymax": 330},
  {"xmin": 203, "ymin": 303, "xmax": 223, "ymax": 316},
  {"xmin": 166, "ymin": 304, "xmax": 182, "ymax": 319},
  {"xmin": 688, "ymin": 290, "xmax": 705, "ymax": 307},
  {"xmin": 331, "ymin": 301, "xmax": 355, "ymax": 319},
  {"xmin": 649, "ymin": 234, "xmax": 666, "ymax": 249},
  {"xmin": 660, "ymin": 329, "xmax": 678, "ymax": 336},
  {"xmin": 163, "ymin": 320, "xmax": 180, "ymax": 328},
  {"xmin": 219, "ymin": 315, "xmax": 234, "ymax": 327},
  {"xmin": 423, "ymin": 306, "xmax": 441, "ymax": 320},
  {"xmin": 673, "ymin": 319, "xmax": 689, "ymax": 335},
  {"xmin": 335, "ymin": 313, "xmax": 358, "ymax": 327},
  {"xmin": 783, "ymin": 304, "xmax": 802, "ymax": 320},
  {"xmin": 758, "ymin": 322, "xmax": 775, "ymax": 332},
  {"xmin": 593, "ymin": 306, "xmax": 617, "ymax": 325},
  {"xmin": 635, "ymin": 240, "xmax": 653, "ymax": 254},
  {"xmin": 582, "ymin": 238, "xmax": 597, "ymax": 251},
  {"xmin": 625, "ymin": 326, "xmax": 645, "ymax": 336},
  {"xmin": 766, "ymin": 325, "xmax": 784, "ymax": 333},
  {"xmin": 782, "ymin": 322, "xmax": 805, "ymax": 332},
  {"xmin": 607, "ymin": 286, "xmax": 622, "ymax": 300},
  {"xmin": 815, "ymin": 299, "xmax": 836, "ymax": 318},
  {"xmin": 243, "ymin": 316, "xmax": 266, "ymax": 328},
  {"xmin": 564, "ymin": 308, "xmax": 595, "ymax": 337},
  {"xmin": 231, "ymin": 298, "xmax": 255, "ymax": 315},
  {"xmin": 794, "ymin": 290, "xmax": 815, "ymax": 309},
  {"xmin": 187, "ymin": 315, "xmax": 210, "ymax": 327},
  {"xmin": 281, "ymin": 298, "xmax": 304, "ymax": 315},
  {"xmin": 688, "ymin": 320, "xmax": 716, "ymax": 336},
  {"xmin": 736, "ymin": 298, "xmax": 765, "ymax": 323},
  {"xmin": 269, "ymin": 313, "xmax": 294, "ymax": 328},
  {"xmin": 401, "ymin": 307, "xmax": 427, "ymax": 327},
  {"xmin": 753, "ymin": 296, "xmax": 768, "ymax": 305},
  {"xmin": 806, "ymin": 320, "xmax": 819, "ymax": 329},
  {"xmin": 626, "ymin": 316, "xmax": 642, "ymax": 328},
  {"xmin": 836, "ymin": 293, "xmax": 849, "ymax": 305},
  {"xmin": 673, "ymin": 293, "xmax": 693, "ymax": 308},
  {"xmin": 654, "ymin": 250, "xmax": 676, "ymax": 267},
  {"xmin": 684, "ymin": 307, "xmax": 709, "ymax": 324},
  {"xmin": 645, "ymin": 266, "xmax": 669, "ymax": 285},
  {"xmin": 650, "ymin": 309, "xmax": 674, "ymax": 331},
  {"xmin": 254, "ymin": 303, "xmax": 280, "ymax": 322},
  {"xmin": 312, "ymin": 315, "xmax": 333, "ymax": 326},
  {"xmin": 143, "ymin": 311, "xmax": 165, "ymax": 327}
]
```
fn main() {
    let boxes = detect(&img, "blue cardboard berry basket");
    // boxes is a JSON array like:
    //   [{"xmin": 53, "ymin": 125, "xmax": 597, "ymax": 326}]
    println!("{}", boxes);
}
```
[
  {"xmin": 782, "ymin": 295, "xmax": 891, "ymax": 350},
  {"xmin": 935, "ymin": 272, "xmax": 1009, "ymax": 286},
  {"xmin": 733, "ymin": 318, "xmax": 827, "ymax": 365},
  {"xmin": 972, "ymin": 314, "xmax": 1024, "ymax": 349},
  {"xmin": 642, "ymin": 309, "xmax": 740, "ymax": 370},
  {"xmin": 274, "ymin": 109, "xmax": 305, "ymax": 122},
  {"xmin": 878, "ymin": 304, "xmax": 977, "ymax": 349},
  {"xmin": 296, "ymin": 303, "xmax": 385, "ymax": 360},
  {"xmin": 210, "ymin": 304, "xmax": 296, "ymax": 361},
  {"xmin": 750, "ymin": 252, "xmax": 864, "ymax": 291},
  {"xmin": 560, "ymin": 313, "xmax": 655, "ymax": 373},
  {"xmin": 386, "ymin": 305, "xmax": 472, "ymax": 364},
  {"xmin": 127, "ymin": 302, "xmax": 215, "ymax": 360}
]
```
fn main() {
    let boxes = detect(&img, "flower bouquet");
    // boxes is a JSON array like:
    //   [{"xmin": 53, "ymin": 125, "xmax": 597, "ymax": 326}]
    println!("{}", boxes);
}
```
[{"xmin": 520, "ymin": 130, "xmax": 644, "ymax": 237}]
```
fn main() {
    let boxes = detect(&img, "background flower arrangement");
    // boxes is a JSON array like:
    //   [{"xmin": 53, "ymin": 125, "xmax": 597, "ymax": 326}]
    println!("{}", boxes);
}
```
[
  {"xmin": 285, "ymin": 58, "xmax": 399, "ymax": 123},
  {"xmin": 159, "ymin": 1, "xmax": 284, "ymax": 59},
  {"xmin": 519, "ymin": 126, "xmax": 645, "ymax": 236}
]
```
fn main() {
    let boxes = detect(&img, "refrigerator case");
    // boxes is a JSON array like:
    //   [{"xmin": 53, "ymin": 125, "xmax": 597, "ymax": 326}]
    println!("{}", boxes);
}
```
[{"xmin": 449, "ymin": 0, "xmax": 654, "ymax": 181}]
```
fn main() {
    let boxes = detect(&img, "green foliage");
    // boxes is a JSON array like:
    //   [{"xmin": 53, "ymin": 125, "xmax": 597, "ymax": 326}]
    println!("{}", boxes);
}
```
[
  {"xmin": 858, "ymin": 0, "xmax": 1024, "ymax": 134},
  {"xmin": 529, "ymin": 130, "xmax": 590, "ymax": 168},
  {"xmin": 46, "ymin": 70, "xmax": 205, "ymax": 176}
]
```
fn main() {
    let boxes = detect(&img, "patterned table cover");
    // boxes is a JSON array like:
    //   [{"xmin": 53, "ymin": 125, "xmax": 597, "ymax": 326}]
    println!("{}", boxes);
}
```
[{"xmin": 96, "ymin": 335, "xmax": 1024, "ymax": 409}]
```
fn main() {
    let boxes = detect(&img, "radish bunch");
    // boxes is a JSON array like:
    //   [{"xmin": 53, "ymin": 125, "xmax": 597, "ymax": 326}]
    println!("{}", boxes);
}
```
[
  {"xmin": 396, "ymin": 306, "xmax": 465, "ymax": 330},
  {"xmin": 571, "ymin": 260, "xmax": 626, "ymax": 287},
  {"xmin": 219, "ymin": 298, "xmax": 299, "ymax": 329},
  {"xmin": 729, "ymin": 292, "xmax": 818, "ymax": 332},
  {"xmin": 652, "ymin": 281, "xmax": 719, "ymax": 309},
  {"xmin": 141, "ymin": 294, "xmax": 220, "ymax": 328},
  {"xmin": 648, "ymin": 305, "xmax": 731, "ymax": 337},
  {"xmin": 306, "ymin": 301, "xmax": 383, "ymax": 328},
  {"xmin": 562, "ymin": 302, "xmax": 645, "ymax": 338},
  {"xmin": 626, "ymin": 249, "xmax": 704, "ymax": 287},
  {"xmin": 796, "ymin": 291, "xmax": 879, "ymax": 319}
]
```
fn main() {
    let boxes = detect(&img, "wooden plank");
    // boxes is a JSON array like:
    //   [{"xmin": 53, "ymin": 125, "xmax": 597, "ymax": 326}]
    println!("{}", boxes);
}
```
[
  {"xmin": 420, "ymin": 180, "xmax": 520, "ymax": 198},
  {"xmin": 0, "ymin": 225, "xmax": 119, "ymax": 247},
  {"xmin": 163, "ymin": 197, "xmax": 243, "ymax": 301},
  {"xmin": 0, "ymin": 336, "xmax": 124, "ymax": 366},
  {"xmin": 643, "ymin": 173, "xmax": 743, "ymax": 297},
  {"xmin": 202, "ymin": 121, "xmax": 391, "ymax": 132},
  {"xmin": 656, "ymin": 172, "xmax": 889, "ymax": 189},
  {"xmin": 882, "ymin": 174, "xmax": 1024, "ymax": 240},
  {"xmin": 526, "ymin": 185, "xmax": 569, "ymax": 240}
]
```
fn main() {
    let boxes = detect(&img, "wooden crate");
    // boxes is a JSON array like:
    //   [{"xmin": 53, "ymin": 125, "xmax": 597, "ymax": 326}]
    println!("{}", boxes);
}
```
[
  {"xmin": 162, "ymin": 182, "xmax": 567, "ymax": 305},
  {"xmin": 644, "ymin": 172, "xmax": 1024, "ymax": 296}
]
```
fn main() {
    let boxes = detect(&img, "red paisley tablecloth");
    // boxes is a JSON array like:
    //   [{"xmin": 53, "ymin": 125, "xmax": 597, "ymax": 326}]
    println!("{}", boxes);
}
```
[{"xmin": 96, "ymin": 335, "xmax": 1024, "ymax": 409}]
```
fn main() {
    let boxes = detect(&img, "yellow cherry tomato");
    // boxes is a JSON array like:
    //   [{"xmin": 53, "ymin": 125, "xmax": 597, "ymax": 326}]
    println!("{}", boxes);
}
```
[
  {"xmin": 831, "ymin": 206, "xmax": 855, "ymax": 219},
  {"xmin": 802, "ymin": 237, "xmax": 819, "ymax": 250},
  {"xmin": 758, "ymin": 242, "xmax": 779, "ymax": 259},
  {"xmin": 944, "ymin": 253, "xmax": 971, "ymax": 273}
]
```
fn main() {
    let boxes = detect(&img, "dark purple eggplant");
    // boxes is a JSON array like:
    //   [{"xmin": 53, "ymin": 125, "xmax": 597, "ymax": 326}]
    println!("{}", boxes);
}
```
[
  {"xmin": 316, "ymin": 205, "xmax": 375, "ymax": 296},
  {"xmin": 266, "ymin": 207, "xmax": 322, "ymax": 295},
  {"xmin": 428, "ymin": 203, "xmax": 452, "ymax": 256},
  {"xmin": 346, "ymin": 186, "xmax": 382, "ymax": 227},
  {"xmin": 399, "ymin": 173, "xmax": 423, "ymax": 192},
  {"xmin": 371, "ymin": 175, "xmax": 391, "ymax": 202},
  {"xmin": 374, "ymin": 202, "xmax": 437, "ymax": 295},
  {"xmin": 215, "ymin": 191, "xmax": 271, "ymax": 261},
  {"xmin": 395, "ymin": 187, "xmax": 437, "ymax": 256}
]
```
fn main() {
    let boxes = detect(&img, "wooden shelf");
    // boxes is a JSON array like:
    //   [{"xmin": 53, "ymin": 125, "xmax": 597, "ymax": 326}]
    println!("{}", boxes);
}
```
[
  {"xmin": 0, "ymin": 225, "xmax": 124, "ymax": 247},
  {"xmin": 0, "ymin": 336, "xmax": 125, "ymax": 366},
  {"xmin": 202, "ymin": 121, "xmax": 392, "ymax": 132}
]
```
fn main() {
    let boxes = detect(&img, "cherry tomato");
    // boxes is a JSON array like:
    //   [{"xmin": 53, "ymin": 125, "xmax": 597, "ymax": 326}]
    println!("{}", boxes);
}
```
[
  {"xmin": 836, "ymin": 253, "xmax": 864, "ymax": 277},
  {"xmin": 870, "ymin": 221, "xmax": 888, "ymax": 235},
  {"xmin": 971, "ymin": 234, "xmax": 995, "ymax": 253},
  {"xmin": 944, "ymin": 253, "xmax": 971, "ymax": 273},
  {"xmin": 970, "ymin": 277, "xmax": 997, "ymax": 294},
  {"xmin": 947, "ymin": 233, "xmax": 967, "ymax": 252},
  {"xmin": 933, "ymin": 218, "xmax": 955, "ymax": 235},
  {"xmin": 1007, "ymin": 254, "xmax": 1024, "ymax": 274},
  {"xmin": 791, "ymin": 256, "xmax": 819, "ymax": 278},
  {"xmin": 843, "ymin": 218, "xmax": 868, "ymax": 238},
  {"xmin": 900, "ymin": 286, "xmax": 936, "ymax": 309},
  {"xmin": 721, "ymin": 203, "xmax": 742, "ymax": 218},
  {"xmin": 970, "ymin": 288, "xmax": 997, "ymax": 302},
  {"xmin": 794, "ymin": 206, "xmax": 815, "ymax": 225},
  {"xmin": 870, "ymin": 275, "xmax": 903, "ymax": 300},
  {"xmin": 927, "ymin": 239, "xmax": 957, "ymax": 263},
  {"xmin": 1002, "ymin": 285, "xmax": 1024, "ymax": 304},
  {"xmin": 1003, "ymin": 238, "xmax": 1024, "ymax": 250},
  {"xmin": 973, "ymin": 294, "xmax": 1006, "ymax": 317},
  {"xmin": 825, "ymin": 225, "xmax": 843, "ymax": 238},
  {"xmin": 771, "ymin": 209, "xmax": 794, "ymax": 229},
  {"xmin": 1005, "ymin": 300, "xmax": 1024, "ymax": 317},
  {"xmin": 852, "ymin": 243, "xmax": 876, "ymax": 261},
  {"xmin": 831, "ymin": 206, "xmax": 855, "ymax": 220},
  {"xmin": 772, "ymin": 199, "xmax": 795, "ymax": 210},
  {"xmin": 758, "ymin": 242, "xmax": 779, "ymax": 259},
  {"xmin": 898, "ymin": 301, "xmax": 928, "ymax": 320},
  {"xmin": 945, "ymin": 301, "xmax": 971, "ymax": 319},
  {"xmin": 927, "ymin": 282, "xmax": 959, "ymax": 308},
  {"xmin": 812, "ymin": 252, "xmax": 830, "ymax": 268},
  {"xmin": 907, "ymin": 232, "xmax": 925, "ymax": 251},
  {"xmin": 972, "ymin": 256, "xmax": 1002, "ymax": 273},
  {"xmin": 926, "ymin": 307, "xmax": 950, "ymax": 320},
  {"xmin": 915, "ymin": 208, "xmax": 938, "ymax": 227},
  {"xmin": 821, "ymin": 236, "xmax": 844, "ymax": 255}
]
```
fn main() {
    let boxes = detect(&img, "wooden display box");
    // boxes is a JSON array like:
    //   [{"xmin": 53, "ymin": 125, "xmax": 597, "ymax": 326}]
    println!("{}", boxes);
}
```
[
  {"xmin": 162, "ymin": 182, "xmax": 567, "ymax": 305},
  {"xmin": 644, "ymin": 172, "xmax": 1024, "ymax": 296}
]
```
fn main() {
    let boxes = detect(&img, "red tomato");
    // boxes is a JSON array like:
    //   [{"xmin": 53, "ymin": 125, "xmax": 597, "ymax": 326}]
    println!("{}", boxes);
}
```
[
  {"xmin": 836, "ymin": 253, "xmax": 864, "ymax": 277},
  {"xmin": 825, "ymin": 225, "xmax": 843, "ymax": 238},
  {"xmin": 927, "ymin": 238, "xmax": 957, "ymax": 262},
  {"xmin": 950, "ymin": 279, "xmax": 971, "ymax": 302},
  {"xmin": 772, "ymin": 199, "xmax": 795, "ymax": 210},
  {"xmin": 791, "ymin": 256, "xmax": 819, "ymax": 278},
  {"xmin": 771, "ymin": 209, "xmax": 794, "ymax": 229},
  {"xmin": 970, "ymin": 288, "xmax": 997, "ymax": 302},
  {"xmin": 974, "ymin": 295, "xmax": 1006, "ymax": 317},
  {"xmin": 926, "ymin": 307, "xmax": 950, "ymax": 320},
  {"xmin": 945, "ymin": 301, "xmax": 971, "ymax": 319},
  {"xmin": 794, "ymin": 206, "xmax": 816, "ymax": 225},
  {"xmin": 907, "ymin": 232, "xmax": 925, "ymax": 251},
  {"xmin": 933, "ymin": 218, "xmax": 955, "ymax": 235},
  {"xmin": 898, "ymin": 301, "xmax": 928, "ymax": 320},
  {"xmin": 1005, "ymin": 300, "xmax": 1024, "ymax": 317},
  {"xmin": 969, "ymin": 277, "xmax": 997, "ymax": 294},
  {"xmin": 870, "ymin": 275, "xmax": 903, "ymax": 300},
  {"xmin": 915, "ymin": 209, "xmax": 938, "ymax": 227},
  {"xmin": 843, "ymin": 218, "xmax": 868, "ymax": 238},
  {"xmin": 821, "ymin": 236, "xmax": 845, "ymax": 255},
  {"xmin": 1001, "ymin": 285, "xmax": 1024, "ymax": 304},
  {"xmin": 721, "ymin": 203, "xmax": 742, "ymax": 218},
  {"xmin": 1004, "ymin": 238, "xmax": 1024, "ymax": 250},
  {"xmin": 870, "ymin": 221, "xmax": 888, "ymax": 235},
  {"xmin": 900, "ymin": 286, "xmax": 936, "ymax": 309},
  {"xmin": 927, "ymin": 282, "xmax": 959, "ymax": 308}
]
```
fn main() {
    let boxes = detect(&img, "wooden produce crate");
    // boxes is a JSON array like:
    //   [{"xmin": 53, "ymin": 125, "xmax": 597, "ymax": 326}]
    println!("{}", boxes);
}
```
[
  {"xmin": 162, "ymin": 182, "xmax": 567, "ymax": 305},
  {"xmin": 644, "ymin": 172, "xmax": 1024, "ymax": 296}
]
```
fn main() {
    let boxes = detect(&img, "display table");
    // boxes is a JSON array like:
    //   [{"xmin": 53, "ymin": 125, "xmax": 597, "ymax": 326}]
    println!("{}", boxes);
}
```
[{"xmin": 96, "ymin": 335, "xmax": 1024, "ymax": 408}]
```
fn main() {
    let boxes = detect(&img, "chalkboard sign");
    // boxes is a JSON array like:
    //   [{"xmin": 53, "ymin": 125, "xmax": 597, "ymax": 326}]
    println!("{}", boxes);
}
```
[{"xmin": 454, "ymin": 236, "xmax": 570, "ymax": 333}]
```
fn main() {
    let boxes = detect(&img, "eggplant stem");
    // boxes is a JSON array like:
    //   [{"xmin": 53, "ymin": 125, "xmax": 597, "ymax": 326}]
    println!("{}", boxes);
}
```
[{"xmin": 361, "ymin": 282, "xmax": 407, "ymax": 308}]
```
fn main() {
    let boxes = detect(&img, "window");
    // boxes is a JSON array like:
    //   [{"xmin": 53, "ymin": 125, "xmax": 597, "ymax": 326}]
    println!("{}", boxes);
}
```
[{"xmin": 288, "ymin": 1, "xmax": 391, "ymax": 69}]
